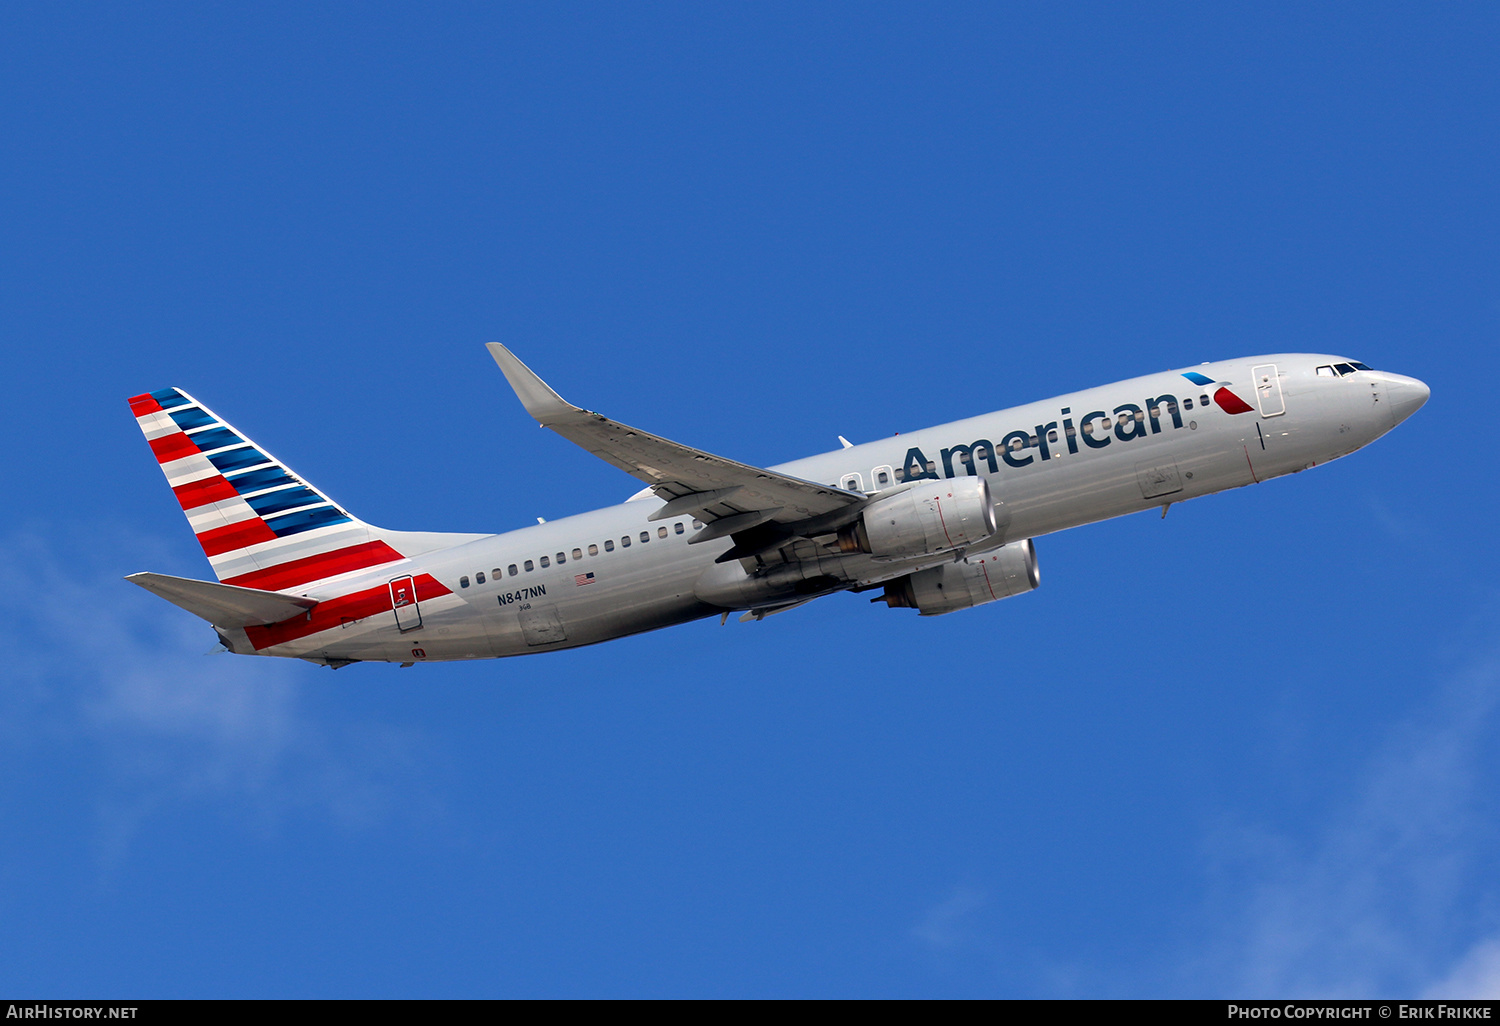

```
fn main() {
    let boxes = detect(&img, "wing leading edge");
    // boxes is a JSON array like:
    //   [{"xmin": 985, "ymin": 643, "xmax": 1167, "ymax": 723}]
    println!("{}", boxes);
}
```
[{"xmin": 486, "ymin": 344, "xmax": 866, "ymax": 560}]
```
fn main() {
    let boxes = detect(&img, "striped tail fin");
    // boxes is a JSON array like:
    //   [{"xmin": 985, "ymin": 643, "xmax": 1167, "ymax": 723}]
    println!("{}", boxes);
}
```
[{"xmin": 127, "ymin": 387, "xmax": 411, "ymax": 591}]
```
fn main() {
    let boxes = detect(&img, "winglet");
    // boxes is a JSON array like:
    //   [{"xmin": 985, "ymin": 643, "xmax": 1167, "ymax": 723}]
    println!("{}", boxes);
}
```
[{"xmin": 486, "ymin": 344, "xmax": 582, "ymax": 425}]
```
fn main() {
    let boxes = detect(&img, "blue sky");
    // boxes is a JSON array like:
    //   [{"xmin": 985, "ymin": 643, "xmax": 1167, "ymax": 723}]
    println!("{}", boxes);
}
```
[{"xmin": 2, "ymin": 3, "xmax": 1498, "ymax": 998}]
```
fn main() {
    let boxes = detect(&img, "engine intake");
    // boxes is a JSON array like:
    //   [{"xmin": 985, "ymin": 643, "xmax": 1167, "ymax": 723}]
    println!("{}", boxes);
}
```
[
  {"xmin": 837, "ymin": 476, "xmax": 997, "ymax": 558},
  {"xmin": 875, "ymin": 540, "xmax": 1039, "ymax": 615}
]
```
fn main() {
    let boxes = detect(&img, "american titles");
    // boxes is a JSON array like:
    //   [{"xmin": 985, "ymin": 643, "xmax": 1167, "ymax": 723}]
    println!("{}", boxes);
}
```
[{"xmin": 898, "ymin": 393, "xmax": 1194, "ymax": 483}]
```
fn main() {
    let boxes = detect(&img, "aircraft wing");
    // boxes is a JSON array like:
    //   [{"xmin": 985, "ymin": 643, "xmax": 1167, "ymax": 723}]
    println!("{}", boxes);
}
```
[{"xmin": 487, "ymin": 344, "xmax": 864, "ymax": 557}]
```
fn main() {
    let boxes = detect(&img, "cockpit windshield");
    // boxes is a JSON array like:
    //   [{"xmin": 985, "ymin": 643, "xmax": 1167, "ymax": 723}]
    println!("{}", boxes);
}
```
[{"xmin": 1316, "ymin": 361, "xmax": 1373, "ymax": 377}]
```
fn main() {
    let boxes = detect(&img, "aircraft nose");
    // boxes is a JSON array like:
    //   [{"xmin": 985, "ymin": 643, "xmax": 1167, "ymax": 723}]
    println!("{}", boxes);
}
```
[{"xmin": 1382, "ymin": 373, "xmax": 1430, "ymax": 427}]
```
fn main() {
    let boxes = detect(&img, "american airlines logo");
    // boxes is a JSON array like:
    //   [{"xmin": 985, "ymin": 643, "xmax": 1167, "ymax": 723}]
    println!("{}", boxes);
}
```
[
  {"xmin": 1180, "ymin": 372, "xmax": 1254, "ymax": 414},
  {"xmin": 893, "ymin": 373, "xmax": 1254, "ymax": 483}
]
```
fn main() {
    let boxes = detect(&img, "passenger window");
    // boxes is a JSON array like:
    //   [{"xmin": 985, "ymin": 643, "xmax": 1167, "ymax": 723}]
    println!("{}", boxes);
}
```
[
  {"xmin": 1009, "ymin": 437, "xmax": 1024, "ymax": 451},
  {"xmin": 640, "ymin": 531, "xmax": 649, "ymax": 543},
  {"xmin": 604, "ymin": 540, "xmax": 614, "ymax": 552},
  {"xmin": 674, "ymin": 522, "xmax": 684, "ymax": 535},
  {"xmin": 1063, "ymin": 426, "xmax": 1075, "ymax": 438},
  {"xmin": 1183, "ymin": 398, "xmax": 1193, "ymax": 410},
  {"xmin": 556, "ymin": 551, "xmax": 566, "ymax": 564},
  {"xmin": 1134, "ymin": 410, "xmax": 1144, "ymax": 422},
  {"xmin": 841, "ymin": 473, "xmax": 864, "ymax": 492},
  {"xmin": 1082, "ymin": 421, "xmax": 1094, "ymax": 436},
  {"xmin": 894, "ymin": 467, "xmax": 907, "ymax": 482},
  {"xmin": 657, "ymin": 527, "xmax": 668, "ymax": 539},
  {"xmin": 1101, "ymin": 417, "xmax": 1112, "ymax": 429},
  {"xmin": 460, "ymin": 576, "xmax": 470, "ymax": 588},
  {"xmin": 1047, "ymin": 430, "xmax": 1058, "ymax": 443},
  {"xmin": 874, "ymin": 466, "xmax": 892, "ymax": 487},
  {"xmin": 621, "ymin": 536, "xmax": 631, "ymax": 548},
  {"xmin": 692, "ymin": 520, "xmax": 703, "ymax": 530},
  {"xmin": 588, "ymin": 544, "xmax": 599, "ymax": 556},
  {"xmin": 508, "ymin": 564, "xmax": 518, "ymax": 576},
  {"xmin": 975, "ymin": 446, "xmax": 989, "ymax": 458},
  {"xmin": 492, "ymin": 569, "xmax": 502, "ymax": 579},
  {"xmin": 539, "ymin": 556, "xmax": 550, "ymax": 568},
  {"xmin": 573, "ymin": 548, "xmax": 583, "ymax": 560},
  {"xmin": 1200, "ymin": 394, "xmax": 1210, "ymax": 406},
  {"xmin": 524, "ymin": 559, "xmax": 534, "ymax": 571},
  {"xmin": 475, "ymin": 572, "xmax": 486, "ymax": 584}
]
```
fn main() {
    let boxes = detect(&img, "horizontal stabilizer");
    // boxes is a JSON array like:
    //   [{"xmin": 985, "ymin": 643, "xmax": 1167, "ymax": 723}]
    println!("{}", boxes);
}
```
[{"xmin": 126, "ymin": 572, "xmax": 317, "ymax": 628}]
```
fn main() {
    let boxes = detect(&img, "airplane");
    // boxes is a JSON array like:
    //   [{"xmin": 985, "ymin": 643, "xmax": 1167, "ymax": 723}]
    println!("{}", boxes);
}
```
[{"xmin": 125, "ymin": 348, "xmax": 1428, "ymax": 667}]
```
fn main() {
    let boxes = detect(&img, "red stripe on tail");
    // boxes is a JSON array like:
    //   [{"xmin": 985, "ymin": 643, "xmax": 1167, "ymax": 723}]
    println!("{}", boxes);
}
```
[
  {"xmin": 222, "ymin": 540, "xmax": 405, "ymax": 591},
  {"xmin": 149, "ymin": 432, "xmax": 200, "ymax": 464},
  {"xmin": 128, "ymin": 394, "xmax": 163, "ymax": 416},
  {"xmin": 173, "ymin": 475, "xmax": 239, "ymax": 510},
  {"xmin": 197, "ymin": 517, "xmax": 278, "ymax": 556}
]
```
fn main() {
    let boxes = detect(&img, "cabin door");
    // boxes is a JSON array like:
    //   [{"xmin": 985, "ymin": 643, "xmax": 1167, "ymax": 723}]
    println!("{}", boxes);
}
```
[{"xmin": 1252, "ymin": 364, "xmax": 1286, "ymax": 417}]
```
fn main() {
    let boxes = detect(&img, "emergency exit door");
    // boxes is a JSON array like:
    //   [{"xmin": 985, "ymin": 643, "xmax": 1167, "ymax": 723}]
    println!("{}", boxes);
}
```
[{"xmin": 389, "ymin": 575, "xmax": 422, "ymax": 632}]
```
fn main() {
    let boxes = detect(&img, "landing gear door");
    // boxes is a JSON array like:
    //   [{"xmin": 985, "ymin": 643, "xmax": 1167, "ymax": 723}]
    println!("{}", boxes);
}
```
[
  {"xmin": 1252, "ymin": 364, "xmax": 1285, "ymax": 417},
  {"xmin": 389, "ymin": 575, "xmax": 422, "ymax": 632}
]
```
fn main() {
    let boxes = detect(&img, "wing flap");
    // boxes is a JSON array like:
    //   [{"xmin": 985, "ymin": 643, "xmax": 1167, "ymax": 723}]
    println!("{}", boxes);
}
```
[
  {"xmin": 126, "ymin": 572, "xmax": 318, "ymax": 628},
  {"xmin": 687, "ymin": 508, "xmax": 783, "ymax": 544},
  {"xmin": 646, "ymin": 487, "xmax": 743, "ymax": 522}
]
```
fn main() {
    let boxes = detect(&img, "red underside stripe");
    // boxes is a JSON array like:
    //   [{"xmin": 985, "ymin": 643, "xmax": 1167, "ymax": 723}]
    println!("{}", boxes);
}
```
[
  {"xmin": 149, "ymin": 431, "xmax": 200, "ymax": 464},
  {"xmin": 128, "ymin": 394, "xmax": 163, "ymax": 416},
  {"xmin": 174, "ymin": 475, "xmax": 238, "ymax": 510},
  {"xmin": 197, "ymin": 517, "xmax": 279, "ymax": 556},
  {"xmin": 222, "ymin": 540, "xmax": 405, "ymax": 591},
  {"xmin": 245, "ymin": 573, "xmax": 450, "ymax": 650}
]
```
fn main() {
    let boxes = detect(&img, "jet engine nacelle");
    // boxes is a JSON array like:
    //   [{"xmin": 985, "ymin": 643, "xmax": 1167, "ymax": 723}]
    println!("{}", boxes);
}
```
[
  {"xmin": 875, "ymin": 540, "xmax": 1039, "ymax": 616},
  {"xmin": 837, "ymin": 476, "xmax": 998, "ymax": 559}
]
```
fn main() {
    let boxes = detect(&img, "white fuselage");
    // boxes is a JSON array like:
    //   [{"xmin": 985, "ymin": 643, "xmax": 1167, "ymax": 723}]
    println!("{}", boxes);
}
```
[{"xmin": 230, "ymin": 354, "xmax": 1425, "ymax": 665}]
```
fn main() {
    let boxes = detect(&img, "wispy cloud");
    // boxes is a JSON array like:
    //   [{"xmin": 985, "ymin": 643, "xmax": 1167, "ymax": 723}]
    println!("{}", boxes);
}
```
[
  {"xmin": 0, "ymin": 528, "xmax": 440, "ymax": 868},
  {"xmin": 1195, "ymin": 648, "xmax": 1500, "ymax": 997},
  {"xmin": 1422, "ymin": 938, "xmax": 1500, "ymax": 999},
  {"xmin": 914, "ymin": 886, "xmax": 990, "ymax": 952}
]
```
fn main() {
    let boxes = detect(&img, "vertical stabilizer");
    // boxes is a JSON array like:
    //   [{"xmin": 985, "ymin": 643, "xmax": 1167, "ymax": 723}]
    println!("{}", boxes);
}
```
[{"xmin": 127, "ymin": 387, "xmax": 413, "ymax": 591}]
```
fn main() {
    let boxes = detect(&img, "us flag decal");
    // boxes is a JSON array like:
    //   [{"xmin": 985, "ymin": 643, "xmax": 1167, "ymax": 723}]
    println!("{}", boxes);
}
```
[{"xmin": 574, "ymin": 572, "xmax": 596, "ymax": 586}]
